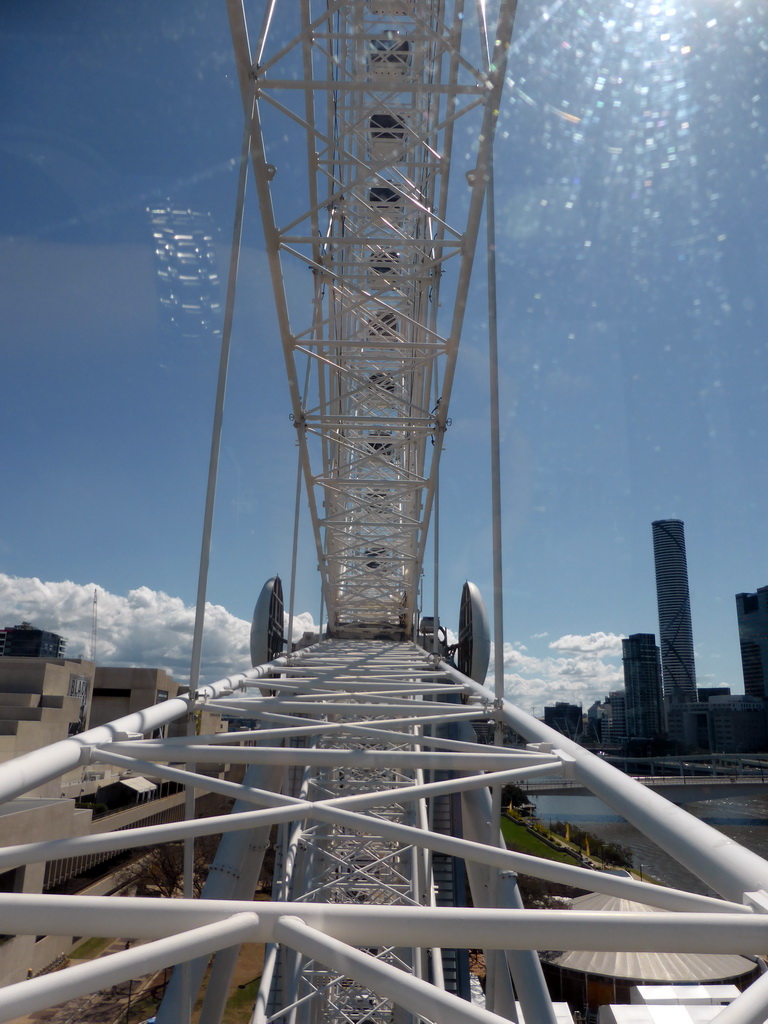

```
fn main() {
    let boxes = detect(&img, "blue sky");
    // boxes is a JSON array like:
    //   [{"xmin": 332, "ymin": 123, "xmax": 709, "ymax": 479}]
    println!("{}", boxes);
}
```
[{"xmin": 2, "ymin": 0, "xmax": 767, "ymax": 708}]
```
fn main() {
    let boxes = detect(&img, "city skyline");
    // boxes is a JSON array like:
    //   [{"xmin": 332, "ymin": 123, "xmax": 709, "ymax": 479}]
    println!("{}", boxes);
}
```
[{"xmin": 0, "ymin": 566, "xmax": 753, "ymax": 715}]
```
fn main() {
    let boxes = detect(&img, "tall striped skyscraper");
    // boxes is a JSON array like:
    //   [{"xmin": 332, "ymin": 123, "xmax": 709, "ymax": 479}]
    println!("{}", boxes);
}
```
[{"xmin": 652, "ymin": 519, "xmax": 697, "ymax": 701}]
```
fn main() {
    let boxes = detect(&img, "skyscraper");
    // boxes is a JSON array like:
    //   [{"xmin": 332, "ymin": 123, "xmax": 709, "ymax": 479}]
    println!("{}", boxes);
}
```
[
  {"xmin": 543, "ymin": 702, "xmax": 583, "ymax": 741},
  {"xmin": 652, "ymin": 519, "xmax": 697, "ymax": 701},
  {"xmin": 622, "ymin": 633, "xmax": 664, "ymax": 739},
  {"xmin": 735, "ymin": 586, "xmax": 768, "ymax": 700}
]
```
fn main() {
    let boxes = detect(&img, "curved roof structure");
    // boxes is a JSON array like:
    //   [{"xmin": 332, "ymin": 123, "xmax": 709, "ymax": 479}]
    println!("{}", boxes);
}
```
[{"xmin": 547, "ymin": 893, "xmax": 756, "ymax": 983}]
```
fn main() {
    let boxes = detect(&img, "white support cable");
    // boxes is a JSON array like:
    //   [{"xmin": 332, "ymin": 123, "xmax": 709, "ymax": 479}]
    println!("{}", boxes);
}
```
[
  {"xmin": 188, "ymin": 83, "xmax": 254, "ymax": 702},
  {"xmin": 94, "ymin": 744, "xmax": 572, "ymax": 769},
  {"xmin": 0, "ymin": 760, "xmax": 559, "ymax": 865},
  {"xmin": 286, "ymin": 439, "xmax": 305, "ymax": 657}
]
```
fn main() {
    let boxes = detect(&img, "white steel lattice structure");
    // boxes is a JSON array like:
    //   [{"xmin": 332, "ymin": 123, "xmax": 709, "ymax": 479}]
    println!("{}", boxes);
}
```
[
  {"xmin": 230, "ymin": 0, "xmax": 514, "ymax": 639},
  {"xmin": 4, "ymin": 647, "xmax": 768, "ymax": 1024},
  {"xmin": 4, "ymin": 4, "xmax": 768, "ymax": 1024}
]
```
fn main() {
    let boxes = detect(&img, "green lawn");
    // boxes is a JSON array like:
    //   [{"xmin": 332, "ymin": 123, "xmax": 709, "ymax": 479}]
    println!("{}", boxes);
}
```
[
  {"xmin": 500, "ymin": 817, "xmax": 582, "ymax": 865},
  {"xmin": 70, "ymin": 936, "xmax": 112, "ymax": 959}
]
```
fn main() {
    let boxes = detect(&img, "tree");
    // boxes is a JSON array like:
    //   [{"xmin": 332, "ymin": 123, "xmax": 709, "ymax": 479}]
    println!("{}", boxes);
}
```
[
  {"xmin": 501, "ymin": 784, "xmax": 528, "ymax": 808},
  {"xmin": 118, "ymin": 835, "xmax": 221, "ymax": 899}
]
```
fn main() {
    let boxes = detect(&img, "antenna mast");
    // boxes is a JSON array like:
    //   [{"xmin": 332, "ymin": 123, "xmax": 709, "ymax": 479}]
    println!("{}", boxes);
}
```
[{"xmin": 89, "ymin": 589, "xmax": 97, "ymax": 663}]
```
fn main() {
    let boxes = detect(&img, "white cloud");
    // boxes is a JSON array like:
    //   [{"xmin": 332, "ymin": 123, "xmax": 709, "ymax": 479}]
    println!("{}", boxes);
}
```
[
  {"xmin": 0, "ymin": 574, "xmax": 317, "ymax": 685},
  {"xmin": 0, "ymin": 575, "xmax": 623, "ymax": 710},
  {"xmin": 548, "ymin": 632, "xmax": 624, "ymax": 656},
  {"xmin": 489, "ymin": 633, "xmax": 625, "ymax": 715}
]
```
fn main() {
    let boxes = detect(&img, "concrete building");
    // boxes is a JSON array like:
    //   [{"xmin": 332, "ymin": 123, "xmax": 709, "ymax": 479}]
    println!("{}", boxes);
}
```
[
  {"xmin": 672, "ymin": 701, "xmax": 711, "ymax": 753},
  {"xmin": 665, "ymin": 695, "xmax": 768, "ymax": 754},
  {"xmin": 604, "ymin": 691, "xmax": 627, "ymax": 745},
  {"xmin": 698, "ymin": 687, "xmax": 731, "ymax": 702},
  {"xmin": 90, "ymin": 666, "xmax": 180, "ymax": 730},
  {"xmin": 0, "ymin": 658, "xmax": 226, "ymax": 984},
  {"xmin": 652, "ymin": 519, "xmax": 697, "ymax": 702},
  {"xmin": 0, "ymin": 657, "xmax": 94, "ymax": 793},
  {"xmin": 706, "ymin": 695, "xmax": 768, "ymax": 753},
  {"xmin": 585, "ymin": 700, "xmax": 605, "ymax": 744},
  {"xmin": 735, "ymin": 586, "xmax": 768, "ymax": 700},
  {"xmin": 622, "ymin": 634, "xmax": 664, "ymax": 741}
]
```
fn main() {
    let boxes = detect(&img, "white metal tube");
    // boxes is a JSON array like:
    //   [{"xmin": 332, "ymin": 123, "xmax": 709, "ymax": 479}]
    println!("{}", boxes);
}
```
[
  {"xmin": 0, "ymin": 787, "xmax": 747, "ymax": 915},
  {"xmin": 0, "ymin": 660, "xmax": 285, "ymax": 803},
  {"xmin": 0, "ymin": 896, "xmax": 763, "ymax": 952},
  {"xmin": 708, "ymin": 966, "xmax": 768, "ymax": 1024},
  {"xmin": 443, "ymin": 661, "xmax": 768, "ymax": 901},
  {"xmin": 188, "ymin": 78, "xmax": 252, "ymax": 703},
  {"xmin": 273, "ymin": 916, "xmax": 514, "ymax": 1024},
  {"xmin": 0, "ymin": 913, "xmax": 260, "ymax": 1023},
  {"xmin": 461, "ymin": 783, "xmax": 518, "ymax": 1019},
  {"xmin": 286, "ymin": 440, "xmax": 304, "ymax": 657},
  {"xmin": 96, "ymin": 744, "xmax": 566, "ymax": 770},
  {"xmin": 0, "ymin": 762, "xmax": 558, "ymax": 869},
  {"xmin": 187, "ymin": 700, "xmax": 474, "ymax": 718},
  {"xmin": 498, "ymin": 871, "xmax": 558, "ymax": 1024},
  {"xmin": 93, "ymin": 750, "xmax": 560, "ymax": 819}
]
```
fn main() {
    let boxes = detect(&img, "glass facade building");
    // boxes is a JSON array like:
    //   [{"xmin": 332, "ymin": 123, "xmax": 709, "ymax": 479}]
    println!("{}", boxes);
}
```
[
  {"xmin": 0, "ymin": 622, "xmax": 66, "ymax": 659},
  {"xmin": 735, "ymin": 587, "xmax": 768, "ymax": 700},
  {"xmin": 652, "ymin": 519, "xmax": 697, "ymax": 702},
  {"xmin": 622, "ymin": 633, "xmax": 664, "ymax": 740}
]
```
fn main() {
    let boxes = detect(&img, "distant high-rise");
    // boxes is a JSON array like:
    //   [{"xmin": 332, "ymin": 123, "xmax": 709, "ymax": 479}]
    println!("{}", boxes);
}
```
[
  {"xmin": 543, "ymin": 702, "xmax": 583, "ymax": 741},
  {"xmin": 604, "ymin": 690, "xmax": 627, "ymax": 745},
  {"xmin": 622, "ymin": 633, "xmax": 664, "ymax": 739},
  {"xmin": 0, "ymin": 622, "xmax": 66, "ymax": 658},
  {"xmin": 735, "ymin": 586, "xmax": 768, "ymax": 700},
  {"xmin": 652, "ymin": 519, "xmax": 697, "ymax": 701}
]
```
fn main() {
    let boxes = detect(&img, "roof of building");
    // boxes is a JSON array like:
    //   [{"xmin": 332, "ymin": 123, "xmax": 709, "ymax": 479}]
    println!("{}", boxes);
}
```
[
  {"xmin": 546, "ymin": 892, "xmax": 755, "ymax": 983},
  {"xmin": 118, "ymin": 777, "xmax": 157, "ymax": 794}
]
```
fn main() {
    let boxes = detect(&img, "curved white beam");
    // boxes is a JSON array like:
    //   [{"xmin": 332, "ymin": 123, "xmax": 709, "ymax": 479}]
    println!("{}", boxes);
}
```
[{"xmin": 442, "ymin": 660, "xmax": 768, "ymax": 902}]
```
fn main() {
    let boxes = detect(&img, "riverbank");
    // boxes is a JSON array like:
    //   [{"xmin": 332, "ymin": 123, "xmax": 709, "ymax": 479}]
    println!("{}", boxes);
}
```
[
  {"xmin": 530, "ymin": 791, "xmax": 768, "ymax": 893},
  {"xmin": 501, "ymin": 809, "xmax": 653, "ymax": 882}
]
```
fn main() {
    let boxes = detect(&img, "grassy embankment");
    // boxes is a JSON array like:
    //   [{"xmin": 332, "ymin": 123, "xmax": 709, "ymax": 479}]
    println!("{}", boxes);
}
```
[{"xmin": 500, "ymin": 815, "xmax": 583, "ymax": 864}]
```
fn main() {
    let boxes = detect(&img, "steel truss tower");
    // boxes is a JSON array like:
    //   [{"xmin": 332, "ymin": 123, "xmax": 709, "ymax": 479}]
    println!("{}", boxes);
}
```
[
  {"xmin": 4, "ymin": 6, "xmax": 768, "ymax": 1024},
  {"xmin": 229, "ymin": 0, "xmax": 514, "ymax": 640}
]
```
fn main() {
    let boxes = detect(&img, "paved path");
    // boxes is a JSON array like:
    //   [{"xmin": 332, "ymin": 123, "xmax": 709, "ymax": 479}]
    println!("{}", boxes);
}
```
[{"xmin": 11, "ymin": 939, "xmax": 164, "ymax": 1024}]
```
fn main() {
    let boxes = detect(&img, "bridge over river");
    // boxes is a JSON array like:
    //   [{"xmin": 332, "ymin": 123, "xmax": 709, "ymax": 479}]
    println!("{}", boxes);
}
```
[{"xmin": 522, "ymin": 774, "xmax": 768, "ymax": 804}]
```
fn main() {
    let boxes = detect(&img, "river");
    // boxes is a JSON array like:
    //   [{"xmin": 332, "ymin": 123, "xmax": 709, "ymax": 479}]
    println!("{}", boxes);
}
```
[{"xmin": 530, "ymin": 793, "xmax": 768, "ymax": 895}]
